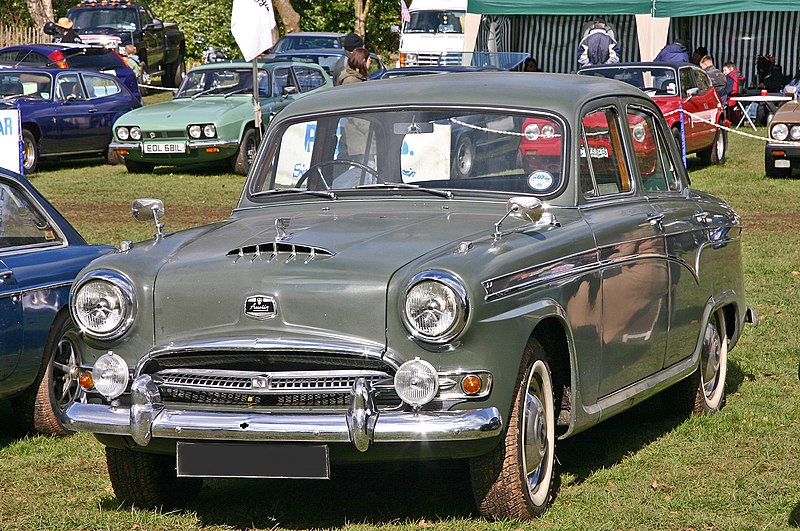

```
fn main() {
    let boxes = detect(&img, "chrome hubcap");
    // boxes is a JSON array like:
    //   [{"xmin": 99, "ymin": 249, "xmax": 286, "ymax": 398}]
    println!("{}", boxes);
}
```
[
  {"xmin": 520, "ymin": 359, "xmax": 553, "ymax": 505},
  {"xmin": 523, "ymin": 391, "xmax": 547, "ymax": 483},
  {"xmin": 51, "ymin": 335, "xmax": 82, "ymax": 409},
  {"xmin": 701, "ymin": 322, "xmax": 721, "ymax": 398}
]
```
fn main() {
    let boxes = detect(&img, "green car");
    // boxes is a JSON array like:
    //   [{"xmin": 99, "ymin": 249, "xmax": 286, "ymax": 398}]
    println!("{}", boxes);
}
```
[
  {"xmin": 65, "ymin": 73, "xmax": 757, "ymax": 519},
  {"xmin": 111, "ymin": 60, "xmax": 331, "ymax": 175}
]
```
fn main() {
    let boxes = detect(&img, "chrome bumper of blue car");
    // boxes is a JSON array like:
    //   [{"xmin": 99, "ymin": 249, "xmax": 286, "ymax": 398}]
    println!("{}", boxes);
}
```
[{"xmin": 62, "ymin": 375, "xmax": 503, "ymax": 452}]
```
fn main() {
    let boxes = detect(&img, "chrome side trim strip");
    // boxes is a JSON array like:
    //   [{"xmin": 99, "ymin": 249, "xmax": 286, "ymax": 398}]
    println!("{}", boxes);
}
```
[{"xmin": 0, "ymin": 280, "xmax": 71, "ymax": 301}]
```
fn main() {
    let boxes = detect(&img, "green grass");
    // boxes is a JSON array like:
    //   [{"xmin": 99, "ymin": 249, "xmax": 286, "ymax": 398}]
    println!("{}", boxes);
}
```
[{"xmin": 1, "ymin": 126, "xmax": 799, "ymax": 530}]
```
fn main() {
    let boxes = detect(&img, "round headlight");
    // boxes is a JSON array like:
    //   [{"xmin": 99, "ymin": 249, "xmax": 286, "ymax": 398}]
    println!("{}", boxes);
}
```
[
  {"xmin": 394, "ymin": 358, "xmax": 439, "ymax": 407},
  {"xmin": 129, "ymin": 127, "xmax": 142, "ymax": 140},
  {"xmin": 403, "ymin": 271, "xmax": 468, "ymax": 343},
  {"xmin": 92, "ymin": 351, "xmax": 129, "ymax": 399},
  {"xmin": 771, "ymin": 123, "xmax": 789, "ymax": 141},
  {"xmin": 524, "ymin": 123, "xmax": 540, "ymax": 141},
  {"xmin": 188, "ymin": 125, "xmax": 202, "ymax": 139},
  {"xmin": 71, "ymin": 271, "xmax": 135, "ymax": 341},
  {"xmin": 116, "ymin": 126, "xmax": 129, "ymax": 140},
  {"xmin": 541, "ymin": 124, "xmax": 555, "ymax": 139},
  {"xmin": 203, "ymin": 124, "xmax": 216, "ymax": 138},
  {"xmin": 790, "ymin": 125, "xmax": 800, "ymax": 140}
]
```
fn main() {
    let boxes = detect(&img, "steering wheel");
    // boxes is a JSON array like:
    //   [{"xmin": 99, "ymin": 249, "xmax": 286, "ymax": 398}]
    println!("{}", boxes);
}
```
[{"xmin": 296, "ymin": 159, "xmax": 384, "ymax": 189}]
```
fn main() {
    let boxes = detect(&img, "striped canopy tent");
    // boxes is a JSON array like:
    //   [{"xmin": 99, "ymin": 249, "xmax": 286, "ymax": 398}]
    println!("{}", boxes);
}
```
[{"xmin": 466, "ymin": 0, "xmax": 800, "ymax": 82}]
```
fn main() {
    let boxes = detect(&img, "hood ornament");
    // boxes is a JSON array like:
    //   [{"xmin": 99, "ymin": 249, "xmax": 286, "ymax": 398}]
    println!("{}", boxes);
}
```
[{"xmin": 275, "ymin": 217, "xmax": 291, "ymax": 241}]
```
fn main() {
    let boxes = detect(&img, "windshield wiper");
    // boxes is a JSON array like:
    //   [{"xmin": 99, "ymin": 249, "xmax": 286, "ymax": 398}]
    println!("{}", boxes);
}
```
[
  {"xmin": 191, "ymin": 87, "xmax": 221, "ymax": 100},
  {"xmin": 355, "ymin": 182, "xmax": 453, "ymax": 198},
  {"xmin": 253, "ymin": 188, "xmax": 337, "ymax": 200},
  {"xmin": 224, "ymin": 88, "xmax": 251, "ymax": 98}
]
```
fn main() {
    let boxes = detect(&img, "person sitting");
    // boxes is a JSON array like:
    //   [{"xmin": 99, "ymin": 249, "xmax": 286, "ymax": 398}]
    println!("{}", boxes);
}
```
[
  {"xmin": 654, "ymin": 40, "xmax": 689, "ymax": 63},
  {"xmin": 523, "ymin": 57, "xmax": 539, "ymax": 72},
  {"xmin": 722, "ymin": 61, "xmax": 746, "ymax": 122}
]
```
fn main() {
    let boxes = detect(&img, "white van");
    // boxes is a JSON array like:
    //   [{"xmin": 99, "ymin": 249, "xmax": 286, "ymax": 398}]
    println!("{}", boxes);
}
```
[{"xmin": 394, "ymin": 0, "xmax": 469, "ymax": 67}]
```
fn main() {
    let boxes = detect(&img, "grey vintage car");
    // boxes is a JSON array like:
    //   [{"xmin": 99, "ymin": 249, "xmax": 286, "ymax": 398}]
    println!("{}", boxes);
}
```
[{"xmin": 63, "ymin": 73, "xmax": 756, "ymax": 519}]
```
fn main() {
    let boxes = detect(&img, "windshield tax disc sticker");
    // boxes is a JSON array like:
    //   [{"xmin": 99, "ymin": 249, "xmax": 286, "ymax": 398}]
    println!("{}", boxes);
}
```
[{"xmin": 528, "ymin": 170, "xmax": 553, "ymax": 191}]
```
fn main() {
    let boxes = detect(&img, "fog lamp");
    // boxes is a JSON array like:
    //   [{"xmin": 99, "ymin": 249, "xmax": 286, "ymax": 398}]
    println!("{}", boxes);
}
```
[
  {"xmin": 92, "ymin": 351, "xmax": 129, "ymax": 399},
  {"xmin": 395, "ymin": 358, "xmax": 439, "ymax": 407}
]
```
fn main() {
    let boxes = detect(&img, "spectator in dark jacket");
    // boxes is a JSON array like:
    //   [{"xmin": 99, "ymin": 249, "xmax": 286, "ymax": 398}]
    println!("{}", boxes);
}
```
[
  {"xmin": 577, "ymin": 17, "xmax": 620, "ymax": 68},
  {"xmin": 332, "ymin": 33, "xmax": 364, "ymax": 86},
  {"xmin": 700, "ymin": 55, "xmax": 727, "ymax": 105},
  {"xmin": 654, "ymin": 41, "xmax": 689, "ymax": 63},
  {"xmin": 51, "ymin": 17, "xmax": 82, "ymax": 44}
]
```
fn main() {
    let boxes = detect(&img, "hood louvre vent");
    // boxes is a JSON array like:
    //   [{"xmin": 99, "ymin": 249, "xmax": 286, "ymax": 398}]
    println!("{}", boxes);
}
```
[{"xmin": 227, "ymin": 242, "xmax": 336, "ymax": 264}]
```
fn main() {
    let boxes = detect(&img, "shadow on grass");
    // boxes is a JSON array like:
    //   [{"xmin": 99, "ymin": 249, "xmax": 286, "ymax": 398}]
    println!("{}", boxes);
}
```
[
  {"xmin": 99, "ymin": 460, "xmax": 478, "ymax": 529},
  {"xmin": 0, "ymin": 400, "xmax": 33, "ymax": 449}
]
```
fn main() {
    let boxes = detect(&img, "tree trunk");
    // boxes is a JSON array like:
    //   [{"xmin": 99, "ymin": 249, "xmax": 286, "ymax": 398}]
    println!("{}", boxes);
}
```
[
  {"xmin": 25, "ymin": 0, "xmax": 54, "ymax": 34},
  {"xmin": 353, "ymin": 0, "xmax": 371, "ymax": 39},
  {"xmin": 273, "ymin": 0, "xmax": 301, "ymax": 34}
]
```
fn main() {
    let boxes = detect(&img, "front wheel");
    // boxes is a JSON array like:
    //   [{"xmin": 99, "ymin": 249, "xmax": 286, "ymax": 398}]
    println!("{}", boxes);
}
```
[
  {"xmin": 106, "ymin": 447, "xmax": 203, "ymax": 508},
  {"xmin": 470, "ymin": 338, "xmax": 556, "ymax": 519},
  {"xmin": 230, "ymin": 127, "xmax": 257, "ymax": 175}
]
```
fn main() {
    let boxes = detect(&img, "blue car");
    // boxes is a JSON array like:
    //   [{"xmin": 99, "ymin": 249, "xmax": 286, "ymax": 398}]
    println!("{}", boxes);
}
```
[
  {"xmin": 0, "ymin": 168, "xmax": 112, "ymax": 435},
  {"xmin": 0, "ymin": 67, "xmax": 141, "ymax": 173},
  {"xmin": 0, "ymin": 43, "xmax": 140, "ymax": 100}
]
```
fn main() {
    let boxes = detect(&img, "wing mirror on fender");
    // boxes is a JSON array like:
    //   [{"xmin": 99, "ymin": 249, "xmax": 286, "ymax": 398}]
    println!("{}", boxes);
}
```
[
  {"xmin": 132, "ymin": 198, "xmax": 166, "ymax": 239},
  {"xmin": 493, "ymin": 197, "xmax": 544, "ymax": 240}
]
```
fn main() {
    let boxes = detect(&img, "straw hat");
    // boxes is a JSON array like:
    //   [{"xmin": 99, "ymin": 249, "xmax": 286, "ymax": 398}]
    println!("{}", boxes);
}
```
[{"xmin": 56, "ymin": 17, "xmax": 74, "ymax": 30}]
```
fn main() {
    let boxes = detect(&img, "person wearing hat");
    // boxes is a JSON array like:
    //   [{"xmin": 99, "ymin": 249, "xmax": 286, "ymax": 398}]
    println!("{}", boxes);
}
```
[
  {"xmin": 332, "ymin": 32, "xmax": 364, "ymax": 86},
  {"xmin": 577, "ymin": 17, "xmax": 619, "ymax": 68},
  {"xmin": 52, "ymin": 17, "xmax": 82, "ymax": 44}
]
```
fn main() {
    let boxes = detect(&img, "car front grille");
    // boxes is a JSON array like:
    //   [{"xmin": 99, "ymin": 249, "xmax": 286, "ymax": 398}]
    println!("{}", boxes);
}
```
[{"xmin": 142, "ymin": 353, "xmax": 400, "ymax": 410}]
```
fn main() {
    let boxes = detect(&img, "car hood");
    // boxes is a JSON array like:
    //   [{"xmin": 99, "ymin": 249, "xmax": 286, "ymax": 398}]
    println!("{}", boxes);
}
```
[
  {"xmin": 117, "ymin": 97, "xmax": 251, "ymax": 127},
  {"xmin": 151, "ymin": 200, "xmax": 502, "ymax": 348},
  {"xmin": 775, "ymin": 99, "xmax": 800, "ymax": 121}
]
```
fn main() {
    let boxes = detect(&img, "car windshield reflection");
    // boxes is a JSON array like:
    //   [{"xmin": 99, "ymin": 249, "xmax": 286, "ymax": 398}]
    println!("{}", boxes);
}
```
[{"xmin": 251, "ymin": 109, "xmax": 566, "ymax": 197}]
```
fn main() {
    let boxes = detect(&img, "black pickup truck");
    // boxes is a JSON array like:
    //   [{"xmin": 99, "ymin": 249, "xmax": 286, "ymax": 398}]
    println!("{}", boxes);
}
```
[{"xmin": 65, "ymin": 0, "xmax": 185, "ymax": 88}]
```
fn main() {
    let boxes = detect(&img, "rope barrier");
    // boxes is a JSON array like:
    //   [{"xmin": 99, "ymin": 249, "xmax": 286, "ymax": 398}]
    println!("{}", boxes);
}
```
[
  {"xmin": 664, "ymin": 107, "xmax": 800, "ymax": 145},
  {"xmin": 138, "ymin": 83, "xmax": 176, "ymax": 92}
]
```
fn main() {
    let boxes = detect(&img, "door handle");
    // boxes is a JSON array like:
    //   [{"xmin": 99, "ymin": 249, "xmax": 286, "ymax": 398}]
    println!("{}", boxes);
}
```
[
  {"xmin": 647, "ymin": 213, "xmax": 665, "ymax": 231},
  {"xmin": 0, "ymin": 269, "xmax": 13, "ymax": 283},
  {"xmin": 88, "ymin": 108, "xmax": 98, "ymax": 113}
]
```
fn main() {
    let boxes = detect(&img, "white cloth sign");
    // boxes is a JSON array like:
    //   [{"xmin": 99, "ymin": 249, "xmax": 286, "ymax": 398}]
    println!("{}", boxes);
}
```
[
  {"xmin": 0, "ymin": 109, "xmax": 21, "ymax": 174},
  {"xmin": 231, "ymin": 0, "xmax": 277, "ymax": 61}
]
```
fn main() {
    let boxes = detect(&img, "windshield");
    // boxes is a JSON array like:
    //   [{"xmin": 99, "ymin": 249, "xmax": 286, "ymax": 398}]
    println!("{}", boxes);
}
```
[
  {"xmin": 69, "ymin": 8, "xmax": 138, "ymax": 31},
  {"xmin": 0, "ymin": 72, "xmax": 52, "ymax": 100},
  {"xmin": 581, "ymin": 67, "xmax": 678, "ymax": 95},
  {"xmin": 404, "ymin": 10, "xmax": 465, "ymax": 34},
  {"xmin": 176, "ymin": 67, "xmax": 269, "ymax": 98},
  {"xmin": 66, "ymin": 51, "xmax": 123, "ymax": 69},
  {"xmin": 250, "ymin": 109, "xmax": 566, "ymax": 197},
  {"xmin": 272, "ymin": 36, "xmax": 341, "ymax": 52}
]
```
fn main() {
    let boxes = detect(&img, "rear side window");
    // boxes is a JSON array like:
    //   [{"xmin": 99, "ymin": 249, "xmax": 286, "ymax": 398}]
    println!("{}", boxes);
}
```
[
  {"xmin": 580, "ymin": 107, "xmax": 630, "ymax": 197},
  {"xmin": 627, "ymin": 107, "xmax": 680, "ymax": 193},
  {"xmin": 292, "ymin": 66, "xmax": 326, "ymax": 92},
  {"xmin": 0, "ymin": 50, "xmax": 20, "ymax": 62},
  {"xmin": 83, "ymin": 73, "xmax": 121, "ymax": 99}
]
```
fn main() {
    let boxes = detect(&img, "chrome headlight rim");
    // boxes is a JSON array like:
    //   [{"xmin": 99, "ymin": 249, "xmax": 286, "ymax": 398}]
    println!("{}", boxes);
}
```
[
  {"xmin": 401, "ymin": 270, "xmax": 469, "ymax": 344},
  {"xmin": 771, "ymin": 122, "xmax": 789, "ymax": 141},
  {"xmin": 115, "ymin": 126, "xmax": 129, "ymax": 141},
  {"xmin": 790, "ymin": 124, "xmax": 800, "ymax": 140},
  {"xmin": 70, "ymin": 269, "xmax": 136, "ymax": 342},
  {"xmin": 188, "ymin": 124, "xmax": 202, "ymax": 139},
  {"xmin": 203, "ymin": 124, "xmax": 217, "ymax": 138},
  {"xmin": 129, "ymin": 126, "xmax": 142, "ymax": 141}
]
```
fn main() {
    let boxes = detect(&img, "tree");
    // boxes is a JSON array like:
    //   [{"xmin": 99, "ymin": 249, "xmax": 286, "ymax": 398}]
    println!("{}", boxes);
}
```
[
  {"xmin": 273, "ymin": 0, "xmax": 301, "ymax": 34},
  {"xmin": 353, "ymin": 0, "xmax": 371, "ymax": 39},
  {"xmin": 25, "ymin": 0, "xmax": 53, "ymax": 31}
]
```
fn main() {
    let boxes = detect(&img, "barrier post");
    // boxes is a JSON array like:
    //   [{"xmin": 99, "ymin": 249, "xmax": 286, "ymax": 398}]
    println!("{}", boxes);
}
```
[{"xmin": 678, "ymin": 102, "xmax": 687, "ymax": 168}]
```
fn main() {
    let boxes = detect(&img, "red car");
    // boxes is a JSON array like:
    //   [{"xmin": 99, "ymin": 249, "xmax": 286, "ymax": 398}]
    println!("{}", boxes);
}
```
[{"xmin": 579, "ymin": 62, "xmax": 728, "ymax": 165}]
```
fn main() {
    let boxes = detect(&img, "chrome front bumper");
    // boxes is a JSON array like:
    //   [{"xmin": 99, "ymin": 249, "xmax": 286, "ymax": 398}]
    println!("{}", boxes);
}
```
[
  {"xmin": 110, "ymin": 139, "xmax": 240, "ymax": 151},
  {"xmin": 62, "ymin": 375, "xmax": 503, "ymax": 452}
]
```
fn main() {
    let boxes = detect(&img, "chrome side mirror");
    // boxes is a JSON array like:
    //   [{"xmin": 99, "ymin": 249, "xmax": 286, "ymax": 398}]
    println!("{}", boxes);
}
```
[
  {"xmin": 685, "ymin": 87, "xmax": 699, "ymax": 100},
  {"xmin": 494, "ymin": 196, "xmax": 543, "ymax": 240},
  {"xmin": 132, "ymin": 198, "xmax": 166, "ymax": 239}
]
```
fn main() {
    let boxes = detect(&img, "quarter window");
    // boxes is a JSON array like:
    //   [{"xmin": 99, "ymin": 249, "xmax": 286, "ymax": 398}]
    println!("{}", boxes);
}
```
[
  {"xmin": 580, "ymin": 107, "xmax": 630, "ymax": 197},
  {"xmin": 627, "ymin": 107, "xmax": 679, "ymax": 192}
]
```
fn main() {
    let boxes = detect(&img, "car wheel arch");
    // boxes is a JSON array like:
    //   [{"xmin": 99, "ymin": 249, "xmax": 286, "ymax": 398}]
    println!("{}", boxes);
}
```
[{"xmin": 530, "ymin": 317, "xmax": 572, "ymax": 436}]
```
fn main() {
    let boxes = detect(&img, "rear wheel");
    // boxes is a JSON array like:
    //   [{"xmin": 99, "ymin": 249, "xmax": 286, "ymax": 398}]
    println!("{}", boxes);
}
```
[
  {"xmin": 124, "ymin": 158, "xmax": 155, "ymax": 173},
  {"xmin": 765, "ymin": 149, "xmax": 792, "ymax": 178},
  {"xmin": 230, "ymin": 127, "xmax": 257, "ymax": 175},
  {"xmin": 470, "ymin": 338, "xmax": 556, "ymax": 519},
  {"xmin": 452, "ymin": 136, "xmax": 475, "ymax": 178},
  {"xmin": 698, "ymin": 128, "xmax": 727, "ymax": 165},
  {"xmin": 106, "ymin": 447, "xmax": 203, "ymax": 508},
  {"xmin": 22, "ymin": 129, "xmax": 38, "ymax": 173}
]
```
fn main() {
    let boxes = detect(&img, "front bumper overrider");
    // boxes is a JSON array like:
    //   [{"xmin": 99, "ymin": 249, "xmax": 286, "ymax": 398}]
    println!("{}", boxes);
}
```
[{"xmin": 62, "ymin": 374, "xmax": 503, "ymax": 452}]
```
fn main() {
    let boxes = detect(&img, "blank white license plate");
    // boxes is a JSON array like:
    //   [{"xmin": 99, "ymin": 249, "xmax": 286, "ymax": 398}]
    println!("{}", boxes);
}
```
[
  {"xmin": 775, "ymin": 159, "xmax": 791, "ymax": 168},
  {"xmin": 143, "ymin": 142, "xmax": 186, "ymax": 154}
]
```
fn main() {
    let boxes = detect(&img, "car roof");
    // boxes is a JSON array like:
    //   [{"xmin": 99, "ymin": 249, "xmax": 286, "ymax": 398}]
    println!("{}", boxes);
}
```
[
  {"xmin": 189, "ymin": 60, "xmax": 325, "ymax": 72},
  {"xmin": 0, "ymin": 66, "xmax": 119, "ymax": 77},
  {"xmin": 276, "ymin": 72, "xmax": 648, "ymax": 120},
  {"xmin": 277, "ymin": 32, "xmax": 345, "ymax": 39},
  {"xmin": 580, "ymin": 61, "xmax": 700, "ymax": 71}
]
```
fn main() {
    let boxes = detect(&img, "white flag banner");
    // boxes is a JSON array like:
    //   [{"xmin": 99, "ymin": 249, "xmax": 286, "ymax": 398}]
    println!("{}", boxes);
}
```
[{"xmin": 231, "ymin": 0, "xmax": 277, "ymax": 61}]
